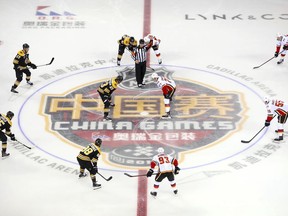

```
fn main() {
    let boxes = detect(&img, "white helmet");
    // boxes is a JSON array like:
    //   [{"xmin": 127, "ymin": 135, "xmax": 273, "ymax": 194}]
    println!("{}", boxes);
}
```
[
  {"xmin": 157, "ymin": 147, "xmax": 164, "ymax": 154},
  {"xmin": 144, "ymin": 36, "xmax": 150, "ymax": 44},
  {"xmin": 264, "ymin": 97, "xmax": 270, "ymax": 105},
  {"xmin": 151, "ymin": 72, "xmax": 159, "ymax": 79}
]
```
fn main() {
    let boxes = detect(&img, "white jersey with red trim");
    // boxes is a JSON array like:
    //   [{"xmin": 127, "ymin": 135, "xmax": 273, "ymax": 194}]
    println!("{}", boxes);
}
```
[
  {"xmin": 266, "ymin": 99, "xmax": 288, "ymax": 116},
  {"xmin": 156, "ymin": 76, "xmax": 176, "ymax": 89},
  {"xmin": 151, "ymin": 153, "xmax": 176, "ymax": 173},
  {"xmin": 144, "ymin": 34, "xmax": 160, "ymax": 47},
  {"xmin": 276, "ymin": 34, "xmax": 288, "ymax": 49}
]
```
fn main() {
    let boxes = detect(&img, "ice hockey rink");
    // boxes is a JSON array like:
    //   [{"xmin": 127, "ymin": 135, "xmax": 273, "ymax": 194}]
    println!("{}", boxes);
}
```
[{"xmin": 0, "ymin": 0, "xmax": 288, "ymax": 216}]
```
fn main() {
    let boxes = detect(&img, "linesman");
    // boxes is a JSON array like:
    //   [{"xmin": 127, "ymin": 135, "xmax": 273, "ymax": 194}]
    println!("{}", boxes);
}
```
[
  {"xmin": 131, "ymin": 39, "xmax": 150, "ymax": 88},
  {"xmin": 11, "ymin": 43, "xmax": 37, "ymax": 93}
]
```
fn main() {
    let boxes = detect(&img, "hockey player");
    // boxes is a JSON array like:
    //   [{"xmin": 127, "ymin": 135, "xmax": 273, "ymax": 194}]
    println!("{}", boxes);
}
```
[
  {"xmin": 146, "ymin": 147, "xmax": 180, "ymax": 197},
  {"xmin": 144, "ymin": 34, "xmax": 162, "ymax": 64},
  {"xmin": 76, "ymin": 138, "xmax": 102, "ymax": 189},
  {"xmin": 264, "ymin": 97, "xmax": 288, "ymax": 141},
  {"xmin": 151, "ymin": 73, "xmax": 176, "ymax": 119},
  {"xmin": 0, "ymin": 111, "xmax": 16, "ymax": 157},
  {"xmin": 11, "ymin": 43, "xmax": 37, "ymax": 93},
  {"xmin": 117, "ymin": 35, "xmax": 138, "ymax": 66},
  {"xmin": 274, "ymin": 33, "xmax": 288, "ymax": 64},
  {"xmin": 97, "ymin": 75, "xmax": 123, "ymax": 121}
]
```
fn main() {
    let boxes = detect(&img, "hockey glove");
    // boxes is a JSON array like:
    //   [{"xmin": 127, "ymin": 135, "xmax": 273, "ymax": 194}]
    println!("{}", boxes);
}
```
[
  {"xmin": 10, "ymin": 134, "xmax": 16, "ymax": 141},
  {"xmin": 283, "ymin": 45, "xmax": 288, "ymax": 50},
  {"xmin": 174, "ymin": 166, "xmax": 180, "ymax": 175},
  {"xmin": 265, "ymin": 121, "xmax": 270, "ymax": 127},
  {"xmin": 274, "ymin": 52, "xmax": 279, "ymax": 57},
  {"xmin": 146, "ymin": 169, "xmax": 154, "ymax": 177},
  {"xmin": 29, "ymin": 63, "xmax": 37, "ymax": 69}
]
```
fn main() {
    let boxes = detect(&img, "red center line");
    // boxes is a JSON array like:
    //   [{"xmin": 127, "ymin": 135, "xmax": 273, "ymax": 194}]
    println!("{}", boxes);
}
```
[
  {"xmin": 137, "ymin": 1, "xmax": 152, "ymax": 216},
  {"xmin": 143, "ymin": 0, "xmax": 152, "ymax": 67}
]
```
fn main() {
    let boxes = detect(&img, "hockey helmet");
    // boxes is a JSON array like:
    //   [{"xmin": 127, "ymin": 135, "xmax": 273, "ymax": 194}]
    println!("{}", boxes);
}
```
[
  {"xmin": 144, "ymin": 37, "xmax": 150, "ymax": 44},
  {"xmin": 115, "ymin": 75, "xmax": 123, "ymax": 83},
  {"xmin": 95, "ymin": 138, "xmax": 102, "ymax": 147},
  {"xmin": 23, "ymin": 43, "xmax": 29, "ymax": 49},
  {"xmin": 6, "ymin": 111, "xmax": 14, "ymax": 120},
  {"xmin": 264, "ymin": 97, "xmax": 270, "ymax": 105},
  {"xmin": 157, "ymin": 147, "xmax": 164, "ymax": 154},
  {"xmin": 129, "ymin": 37, "xmax": 135, "ymax": 43},
  {"xmin": 151, "ymin": 72, "xmax": 159, "ymax": 80},
  {"xmin": 139, "ymin": 39, "xmax": 145, "ymax": 45}
]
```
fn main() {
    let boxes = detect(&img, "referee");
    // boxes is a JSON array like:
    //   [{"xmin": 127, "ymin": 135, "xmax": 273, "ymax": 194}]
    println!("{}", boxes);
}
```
[{"xmin": 132, "ymin": 39, "xmax": 149, "ymax": 87}]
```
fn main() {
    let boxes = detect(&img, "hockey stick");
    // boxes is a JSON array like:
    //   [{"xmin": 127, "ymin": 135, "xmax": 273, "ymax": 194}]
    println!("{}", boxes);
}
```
[
  {"xmin": 241, "ymin": 115, "xmax": 276, "ymax": 143},
  {"xmin": 253, "ymin": 50, "xmax": 285, "ymax": 69},
  {"xmin": 36, "ymin": 57, "xmax": 55, "ymax": 67},
  {"xmin": 97, "ymin": 172, "xmax": 113, "ymax": 181},
  {"xmin": 16, "ymin": 140, "xmax": 32, "ymax": 149},
  {"xmin": 124, "ymin": 172, "xmax": 157, "ymax": 177}
]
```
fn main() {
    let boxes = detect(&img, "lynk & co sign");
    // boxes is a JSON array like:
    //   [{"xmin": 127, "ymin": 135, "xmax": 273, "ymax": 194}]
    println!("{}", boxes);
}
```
[{"xmin": 185, "ymin": 14, "xmax": 288, "ymax": 20}]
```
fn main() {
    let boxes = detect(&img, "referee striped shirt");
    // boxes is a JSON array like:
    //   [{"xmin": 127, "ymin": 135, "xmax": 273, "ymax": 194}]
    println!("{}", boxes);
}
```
[{"xmin": 132, "ymin": 45, "xmax": 147, "ymax": 62}]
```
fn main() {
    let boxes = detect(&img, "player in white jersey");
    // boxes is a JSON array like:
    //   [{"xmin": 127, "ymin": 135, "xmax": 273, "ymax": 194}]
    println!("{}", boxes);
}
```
[
  {"xmin": 146, "ymin": 147, "xmax": 180, "ymax": 197},
  {"xmin": 274, "ymin": 34, "xmax": 288, "ymax": 64},
  {"xmin": 144, "ymin": 34, "xmax": 162, "ymax": 64},
  {"xmin": 264, "ymin": 97, "xmax": 288, "ymax": 141},
  {"xmin": 151, "ymin": 73, "xmax": 176, "ymax": 119}
]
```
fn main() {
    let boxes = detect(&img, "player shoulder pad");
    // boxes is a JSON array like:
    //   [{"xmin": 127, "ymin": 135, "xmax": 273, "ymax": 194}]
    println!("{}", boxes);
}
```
[
  {"xmin": 17, "ymin": 50, "xmax": 25, "ymax": 56},
  {"xmin": 123, "ymin": 37, "xmax": 130, "ymax": 46}
]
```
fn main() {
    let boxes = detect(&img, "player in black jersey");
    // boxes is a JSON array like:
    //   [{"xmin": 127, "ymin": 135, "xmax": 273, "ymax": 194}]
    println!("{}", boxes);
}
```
[
  {"xmin": 77, "ymin": 138, "xmax": 102, "ymax": 189},
  {"xmin": 97, "ymin": 75, "xmax": 123, "ymax": 121},
  {"xmin": 0, "ymin": 111, "xmax": 16, "ymax": 157},
  {"xmin": 11, "ymin": 43, "xmax": 37, "ymax": 93}
]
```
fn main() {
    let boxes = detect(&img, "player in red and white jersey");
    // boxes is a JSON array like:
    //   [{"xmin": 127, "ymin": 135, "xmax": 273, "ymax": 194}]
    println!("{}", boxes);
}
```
[
  {"xmin": 264, "ymin": 97, "xmax": 288, "ymax": 141},
  {"xmin": 144, "ymin": 34, "xmax": 162, "ymax": 64},
  {"xmin": 146, "ymin": 147, "xmax": 180, "ymax": 197},
  {"xmin": 275, "ymin": 33, "xmax": 288, "ymax": 64},
  {"xmin": 151, "ymin": 72, "xmax": 176, "ymax": 119}
]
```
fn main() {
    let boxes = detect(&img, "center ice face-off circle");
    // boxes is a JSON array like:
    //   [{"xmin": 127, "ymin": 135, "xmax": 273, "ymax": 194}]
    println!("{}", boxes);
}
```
[{"xmin": 18, "ymin": 65, "xmax": 264, "ymax": 170}]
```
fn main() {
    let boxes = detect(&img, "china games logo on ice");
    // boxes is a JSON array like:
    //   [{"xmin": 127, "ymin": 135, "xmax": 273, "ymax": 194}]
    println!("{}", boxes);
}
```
[{"xmin": 41, "ymin": 67, "xmax": 244, "ymax": 168}]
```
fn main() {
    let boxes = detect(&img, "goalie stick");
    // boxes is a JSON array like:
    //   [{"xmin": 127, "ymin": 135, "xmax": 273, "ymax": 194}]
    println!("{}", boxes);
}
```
[
  {"xmin": 253, "ymin": 50, "xmax": 285, "ymax": 69},
  {"xmin": 97, "ymin": 172, "xmax": 113, "ymax": 181},
  {"xmin": 241, "ymin": 115, "xmax": 276, "ymax": 143},
  {"xmin": 36, "ymin": 57, "xmax": 55, "ymax": 68}
]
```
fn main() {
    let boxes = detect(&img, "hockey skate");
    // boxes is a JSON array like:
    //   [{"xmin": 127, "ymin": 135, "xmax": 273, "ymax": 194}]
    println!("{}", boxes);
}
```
[
  {"xmin": 150, "ymin": 191, "xmax": 157, "ymax": 197},
  {"xmin": 2, "ymin": 151, "xmax": 10, "ymax": 157},
  {"xmin": 27, "ymin": 81, "xmax": 33, "ymax": 86},
  {"xmin": 277, "ymin": 59, "xmax": 284, "ymax": 64},
  {"xmin": 93, "ymin": 182, "xmax": 101, "ymax": 190},
  {"xmin": 117, "ymin": 60, "xmax": 121, "ymax": 66},
  {"xmin": 173, "ymin": 189, "xmax": 178, "ymax": 195},
  {"xmin": 161, "ymin": 114, "xmax": 172, "ymax": 119},
  {"xmin": 158, "ymin": 58, "xmax": 162, "ymax": 64},
  {"xmin": 274, "ymin": 136, "xmax": 283, "ymax": 141},
  {"xmin": 103, "ymin": 116, "xmax": 112, "ymax": 122},
  {"xmin": 78, "ymin": 172, "xmax": 87, "ymax": 178},
  {"xmin": 10, "ymin": 87, "xmax": 18, "ymax": 93}
]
